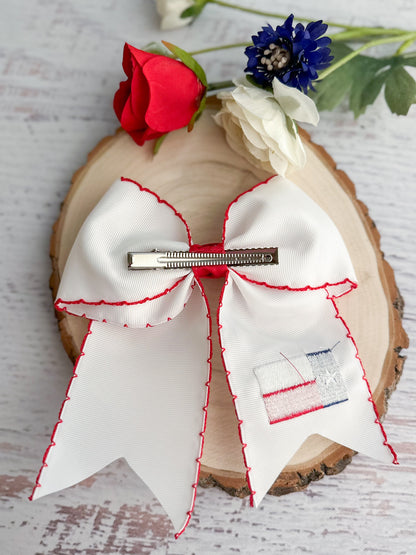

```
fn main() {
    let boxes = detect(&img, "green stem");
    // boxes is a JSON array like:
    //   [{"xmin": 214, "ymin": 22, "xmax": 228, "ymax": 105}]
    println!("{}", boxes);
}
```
[
  {"xmin": 190, "ymin": 42, "xmax": 250, "ymax": 55},
  {"xmin": 399, "ymin": 49, "xmax": 416, "ymax": 58},
  {"xmin": 330, "ymin": 27, "xmax": 412, "ymax": 42},
  {"xmin": 319, "ymin": 31, "xmax": 416, "ymax": 79},
  {"xmin": 395, "ymin": 37, "xmax": 416, "ymax": 54},
  {"xmin": 188, "ymin": 25, "xmax": 415, "ymax": 57},
  {"xmin": 189, "ymin": 30, "xmax": 413, "ymax": 57},
  {"xmin": 208, "ymin": 0, "xmax": 352, "ymax": 28},
  {"xmin": 207, "ymin": 80, "xmax": 235, "ymax": 91}
]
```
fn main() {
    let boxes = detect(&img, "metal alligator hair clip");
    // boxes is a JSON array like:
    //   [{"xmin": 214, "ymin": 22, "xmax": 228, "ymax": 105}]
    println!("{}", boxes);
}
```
[{"xmin": 127, "ymin": 248, "xmax": 279, "ymax": 270}]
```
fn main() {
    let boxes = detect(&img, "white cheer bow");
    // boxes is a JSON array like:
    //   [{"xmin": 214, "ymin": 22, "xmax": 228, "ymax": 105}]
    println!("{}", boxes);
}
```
[{"xmin": 31, "ymin": 175, "xmax": 397, "ymax": 537}]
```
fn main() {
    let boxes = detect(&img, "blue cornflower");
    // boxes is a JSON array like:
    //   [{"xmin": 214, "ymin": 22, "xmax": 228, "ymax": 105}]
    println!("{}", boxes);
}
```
[{"xmin": 244, "ymin": 15, "xmax": 333, "ymax": 93}]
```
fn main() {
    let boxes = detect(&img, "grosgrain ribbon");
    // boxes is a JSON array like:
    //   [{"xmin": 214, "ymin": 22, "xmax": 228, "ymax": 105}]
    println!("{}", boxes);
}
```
[{"xmin": 31, "ymin": 175, "xmax": 397, "ymax": 537}]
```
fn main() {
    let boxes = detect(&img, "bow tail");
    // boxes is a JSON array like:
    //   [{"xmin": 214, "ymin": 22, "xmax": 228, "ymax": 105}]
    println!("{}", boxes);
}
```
[
  {"xmin": 219, "ymin": 273, "xmax": 397, "ymax": 507},
  {"xmin": 31, "ymin": 285, "xmax": 211, "ymax": 536}
]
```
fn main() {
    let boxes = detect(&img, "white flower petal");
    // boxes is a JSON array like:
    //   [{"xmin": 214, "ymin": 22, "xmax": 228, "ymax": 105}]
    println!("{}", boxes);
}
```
[
  {"xmin": 272, "ymin": 78, "xmax": 319, "ymax": 126},
  {"xmin": 241, "ymin": 107, "xmax": 270, "ymax": 137},
  {"xmin": 233, "ymin": 88, "xmax": 275, "ymax": 121},
  {"xmin": 155, "ymin": 0, "xmax": 193, "ymax": 30},
  {"xmin": 241, "ymin": 135, "xmax": 269, "ymax": 162},
  {"xmin": 239, "ymin": 118, "xmax": 268, "ymax": 150},
  {"xmin": 262, "ymin": 110, "xmax": 303, "ymax": 166},
  {"xmin": 215, "ymin": 80, "xmax": 314, "ymax": 175},
  {"xmin": 268, "ymin": 150, "xmax": 289, "ymax": 176}
]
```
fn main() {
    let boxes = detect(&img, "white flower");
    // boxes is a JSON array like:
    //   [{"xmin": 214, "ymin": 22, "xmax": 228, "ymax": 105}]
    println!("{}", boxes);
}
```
[
  {"xmin": 214, "ymin": 78, "xmax": 319, "ymax": 176},
  {"xmin": 155, "ymin": 0, "xmax": 194, "ymax": 30}
]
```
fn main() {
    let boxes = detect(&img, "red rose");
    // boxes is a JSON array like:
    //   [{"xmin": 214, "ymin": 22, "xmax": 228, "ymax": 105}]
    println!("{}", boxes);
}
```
[{"xmin": 113, "ymin": 43, "xmax": 205, "ymax": 145}]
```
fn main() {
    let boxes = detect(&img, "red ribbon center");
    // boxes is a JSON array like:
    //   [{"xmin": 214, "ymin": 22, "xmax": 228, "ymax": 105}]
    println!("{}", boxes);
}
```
[{"xmin": 190, "ymin": 243, "xmax": 227, "ymax": 279}]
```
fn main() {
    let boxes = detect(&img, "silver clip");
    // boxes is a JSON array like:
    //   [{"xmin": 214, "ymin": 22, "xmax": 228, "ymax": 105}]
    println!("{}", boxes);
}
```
[{"xmin": 127, "ymin": 248, "xmax": 278, "ymax": 270}]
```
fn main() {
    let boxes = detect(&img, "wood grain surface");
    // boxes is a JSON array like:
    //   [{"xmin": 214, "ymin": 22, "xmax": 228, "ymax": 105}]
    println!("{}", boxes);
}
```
[{"xmin": 1, "ymin": 1, "xmax": 415, "ymax": 553}]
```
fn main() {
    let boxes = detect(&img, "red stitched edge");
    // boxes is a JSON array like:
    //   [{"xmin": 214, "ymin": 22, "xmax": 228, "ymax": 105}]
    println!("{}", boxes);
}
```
[
  {"xmin": 232, "ymin": 271, "xmax": 357, "ymax": 298},
  {"xmin": 269, "ymin": 403, "xmax": 325, "ymax": 425},
  {"xmin": 54, "ymin": 274, "xmax": 189, "ymax": 310},
  {"xmin": 54, "ymin": 176, "xmax": 194, "ymax": 311},
  {"xmin": 221, "ymin": 175, "xmax": 276, "ymax": 244},
  {"xmin": 174, "ymin": 277, "xmax": 212, "ymax": 539},
  {"xmin": 217, "ymin": 271, "xmax": 256, "ymax": 507},
  {"xmin": 220, "ymin": 174, "xmax": 357, "ymax": 297},
  {"xmin": 29, "ymin": 320, "xmax": 94, "ymax": 501},
  {"xmin": 215, "ymin": 176, "xmax": 358, "ymax": 507},
  {"xmin": 325, "ymin": 288, "xmax": 398, "ymax": 465},
  {"xmin": 121, "ymin": 176, "xmax": 192, "ymax": 246},
  {"xmin": 57, "ymin": 283, "xmax": 194, "ymax": 328},
  {"xmin": 262, "ymin": 380, "xmax": 316, "ymax": 398}
]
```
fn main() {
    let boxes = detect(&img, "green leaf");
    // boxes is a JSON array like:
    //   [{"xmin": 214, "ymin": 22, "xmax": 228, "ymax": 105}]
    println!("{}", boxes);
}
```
[
  {"xmin": 143, "ymin": 42, "xmax": 174, "ymax": 57},
  {"xmin": 181, "ymin": 0, "xmax": 208, "ymax": 19},
  {"xmin": 153, "ymin": 134, "xmax": 167, "ymax": 155},
  {"xmin": 188, "ymin": 94, "xmax": 206, "ymax": 131},
  {"xmin": 245, "ymin": 75, "xmax": 272, "ymax": 93},
  {"xmin": 310, "ymin": 42, "xmax": 355, "ymax": 110},
  {"xmin": 360, "ymin": 70, "xmax": 390, "ymax": 115},
  {"xmin": 162, "ymin": 41, "xmax": 207, "ymax": 87},
  {"xmin": 181, "ymin": 6, "xmax": 199, "ymax": 18},
  {"xmin": 394, "ymin": 53, "xmax": 416, "ymax": 68},
  {"xmin": 310, "ymin": 63, "xmax": 356, "ymax": 111},
  {"xmin": 312, "ymin": 41, "xmax": 416, "ymax": 117},
  {"xmin": 384, "ymin": 66, "xmax": 416, "ymax": 115},
  {"xmin": 349, "ymin": 67, "xmax": 390, "ymax": 118},
  {"xmin": 328, "ymin": 42, "xmax": 354, "ymax": 60},
  {"xmin": 312, "ymin": 45, "xmax": 388, "ymax": 115}
]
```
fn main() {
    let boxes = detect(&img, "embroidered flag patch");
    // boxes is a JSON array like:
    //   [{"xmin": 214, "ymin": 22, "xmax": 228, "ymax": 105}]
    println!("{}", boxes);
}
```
[{"xmin": 254, "ymin": 349, "xmax": 348, "ymax": 424}]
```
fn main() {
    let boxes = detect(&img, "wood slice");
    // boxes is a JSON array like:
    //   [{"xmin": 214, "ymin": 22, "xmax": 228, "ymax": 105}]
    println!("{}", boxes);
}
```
[{"xmin": 50, "ymin": 106, "xmax": 408, "ymax": 498}]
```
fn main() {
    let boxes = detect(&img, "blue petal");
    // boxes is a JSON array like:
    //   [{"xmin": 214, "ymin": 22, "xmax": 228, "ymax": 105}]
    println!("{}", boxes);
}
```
[
  {"xmin": 244, "ymin": 45, "xmax": 257, "ymax": 56},
  {"xmin": 306, "ymin": 20, "xmax": 328, "ymax": 39},
  {"xmin": 244, "ymin": 15, "xmax": 332, "ymax": 93},
  {"xmin": 299, "ymin": 73, "xmax": 310, "ymax": 88},
  {"xmin": 315, "ymin": 60, "xmax": 333, "ymax": 70},
  {"xmin": 306, "ymin": 50, "xmax": 325, "ymax": 64},
  {"xmin": 294, "ymin": 22, "xmax": 305, "ymax": 34},
  {"xmin": 315, "ymin": 36, "xmax": 332, "ymax": 47},
  {"xmin": 276, "ymin": 26, "xmax": 292, "ymax": 40},
  {"xmin": 284, "ymin": 14, "xmax": 294, "ymax": 29}
]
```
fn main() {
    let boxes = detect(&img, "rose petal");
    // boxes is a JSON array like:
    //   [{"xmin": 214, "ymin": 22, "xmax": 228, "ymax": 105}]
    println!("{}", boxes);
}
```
[
  {"xmin": 113, "ymin": 80, "xmax": 133, "ymax": 122},
  {"xmin": 119, "ymin": 63, "xmax": 149, "ymax": 133},
  {"xmin": 124, "ymin": 44, "xmax": 156, "ymax": 72},
  {"xmin": 114, "ymin": 44, "xmax": 154, "ymax": 135},
  {"xmin": 143, "ymin": 57, "xmax": 203, "ymax": 132},
  {"xmin": 128, "ymin": 126, "xmax": 164, "ymax": 146}
]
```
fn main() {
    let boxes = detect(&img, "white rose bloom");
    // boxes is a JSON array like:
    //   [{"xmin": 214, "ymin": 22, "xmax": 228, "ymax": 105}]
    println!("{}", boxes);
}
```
[
  {"xmin": 155, "ymin": 0, "xmax": 194, "ymax": 30},
  {"xmin": 214, "ymin": 78, "xmax": 319, "ymax": 176}
]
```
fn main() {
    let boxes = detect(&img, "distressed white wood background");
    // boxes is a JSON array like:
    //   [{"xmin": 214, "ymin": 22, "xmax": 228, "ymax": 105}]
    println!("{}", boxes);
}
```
[{"xmin": 1, "ymin": 1, "xmax": 415, "ymax": 553}]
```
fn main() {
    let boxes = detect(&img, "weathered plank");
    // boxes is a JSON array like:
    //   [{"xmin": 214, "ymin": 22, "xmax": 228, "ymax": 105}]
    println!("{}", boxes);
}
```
[{"xmin": 1, "ymin": 1, "xmax": 415, "ymax": 553}]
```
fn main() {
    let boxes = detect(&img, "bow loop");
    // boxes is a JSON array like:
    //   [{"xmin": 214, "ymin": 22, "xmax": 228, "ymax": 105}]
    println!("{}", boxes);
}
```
[
  {"xmin": 223, "ymin": 176, "xmax": 357, "ymax": 297},
  {"xmin": 55, "ymin": 178, "xmax": 195, "ymax": 327}
]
